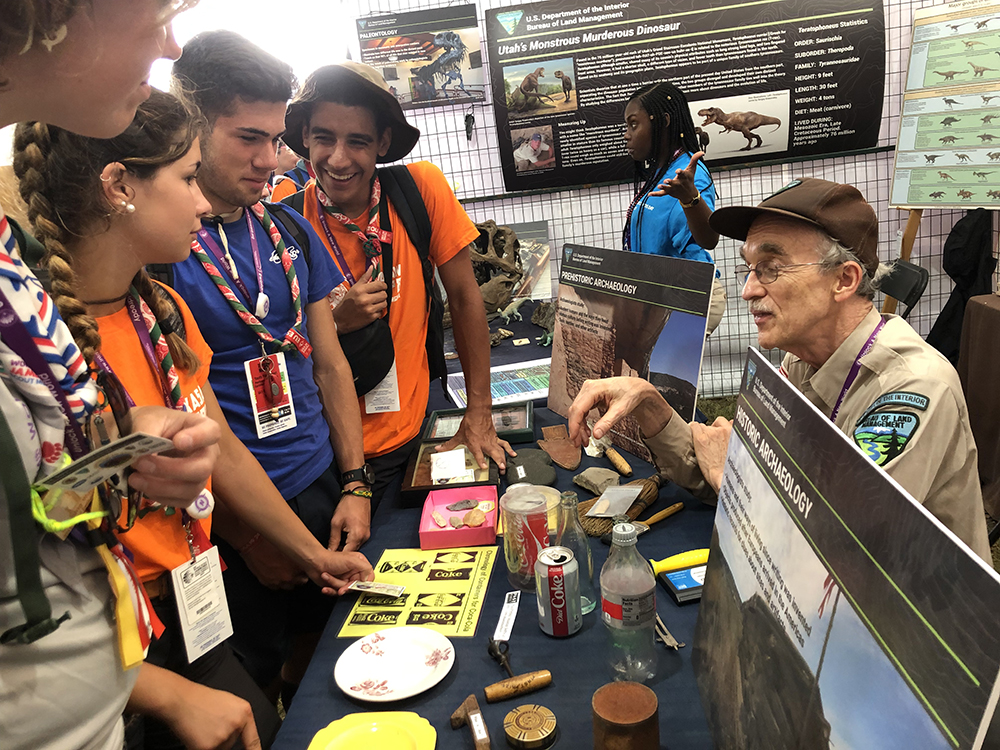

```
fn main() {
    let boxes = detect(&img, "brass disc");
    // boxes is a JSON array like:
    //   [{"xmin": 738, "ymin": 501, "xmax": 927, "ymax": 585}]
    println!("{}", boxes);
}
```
[{"xmin": 503, "ymin": 704, "xmax": 557, "ymax": 749}]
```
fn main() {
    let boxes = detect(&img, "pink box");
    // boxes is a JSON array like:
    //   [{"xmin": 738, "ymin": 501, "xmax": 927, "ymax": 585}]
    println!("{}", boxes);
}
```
[{"xmin": 419, "ymin": 486, "xmax": 498, "ymax": 550}]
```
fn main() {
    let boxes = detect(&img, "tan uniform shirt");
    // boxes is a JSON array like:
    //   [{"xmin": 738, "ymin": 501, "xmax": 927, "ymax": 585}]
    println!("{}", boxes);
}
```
[{"xmin": 646, "ymin": 306, "xmax": 992, "ymax": 563}]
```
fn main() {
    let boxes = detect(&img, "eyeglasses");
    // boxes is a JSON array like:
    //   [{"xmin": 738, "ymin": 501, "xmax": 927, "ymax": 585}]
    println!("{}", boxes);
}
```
[{"xmin": 734, "ymin": 261, "xmax": 825, "ymax": 285}]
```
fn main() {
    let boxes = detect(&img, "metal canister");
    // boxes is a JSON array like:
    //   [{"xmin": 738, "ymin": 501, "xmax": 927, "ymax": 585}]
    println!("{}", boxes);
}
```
[{"xmin": 535, "ymin": 546, "xmax": 582, "ymax": 637}]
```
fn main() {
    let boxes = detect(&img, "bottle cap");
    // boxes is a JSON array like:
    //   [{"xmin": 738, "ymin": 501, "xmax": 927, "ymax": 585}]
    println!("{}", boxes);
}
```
[{"xmin": 612, "ymin": 522, "xmax": 637, "ymax": 546}]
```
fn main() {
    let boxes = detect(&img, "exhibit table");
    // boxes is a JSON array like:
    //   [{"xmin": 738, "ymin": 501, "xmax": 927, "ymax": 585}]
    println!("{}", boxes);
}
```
[
  {"xmin": 273, "ymin": 407, "xmax": 717, "ymax": 749},
  {"xmin": 958, "ymin": 293, "xmax": 1000, "ymax": 519}
]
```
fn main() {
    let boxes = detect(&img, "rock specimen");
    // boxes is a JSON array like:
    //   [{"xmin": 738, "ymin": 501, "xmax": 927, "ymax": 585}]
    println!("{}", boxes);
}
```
[{"xmin": 573, "ymin": 467, "xmax": 620, "ymax": 496}]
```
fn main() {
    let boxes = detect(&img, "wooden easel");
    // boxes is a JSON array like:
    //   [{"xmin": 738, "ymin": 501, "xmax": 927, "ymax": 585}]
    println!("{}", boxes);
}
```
[{"xmin": 881, "ymin": 208, "xmax": 923, "ymax": 315}]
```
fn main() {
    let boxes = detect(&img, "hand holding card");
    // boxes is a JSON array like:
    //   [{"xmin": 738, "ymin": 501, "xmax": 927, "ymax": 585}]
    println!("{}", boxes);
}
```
[{"xmin": 127, "ymin": 406, "xmax": 221, "ymax": 508}]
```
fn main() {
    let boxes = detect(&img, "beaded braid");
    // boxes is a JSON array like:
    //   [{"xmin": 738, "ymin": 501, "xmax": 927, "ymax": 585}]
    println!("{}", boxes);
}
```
[
  {"xmin": 13, "ymin": 121, "xmax": 103, "ymax": 364},
  {"xmin": 132, "ymin": 269, "xmax": 201, "ymax": 375},
  {"xmin": 622, "ymin": 81, "xmax": 713, "ymax": 253}
]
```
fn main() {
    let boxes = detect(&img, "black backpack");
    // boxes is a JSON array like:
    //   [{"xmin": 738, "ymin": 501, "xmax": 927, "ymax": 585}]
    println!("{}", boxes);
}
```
[{"xmin": 282, "ymin": 164, "xmax": 448, "ymax": 391}]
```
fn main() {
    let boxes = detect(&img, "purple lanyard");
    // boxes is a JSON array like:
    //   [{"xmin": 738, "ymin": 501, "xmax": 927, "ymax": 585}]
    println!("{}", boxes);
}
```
[
  {"xmin": 0, "ymin": 285, "xmax": 90, "ymax": 458},
  {"xmin": 829, "ymin": 318, "xmax": 885, "ymax": 423},
  {"xmin": 92, "ymin": 295, "xmax": 177, "ymax": 409},
  {"xmin": 197, "ymin": 212, "xmax": 266, "ymax": 307},
  {"xmin": 316, "ymin": 192, "xmax": 358, "ymax": 286}
]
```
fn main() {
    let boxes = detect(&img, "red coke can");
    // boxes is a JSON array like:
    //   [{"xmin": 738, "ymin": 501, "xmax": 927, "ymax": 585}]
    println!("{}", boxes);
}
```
[{"xmin": 536, "ymin": 546, "xmax": 582, "ymax": 637}]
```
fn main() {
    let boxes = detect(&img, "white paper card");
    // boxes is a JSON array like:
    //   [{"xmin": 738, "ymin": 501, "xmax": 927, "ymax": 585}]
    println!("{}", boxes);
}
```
[
  {"xmin": 585, "ymin": 485, "xmax": 642, "ymax": 517},
  {"xmin": 493, "ymin": 590, "xmax": 521, "ymax": 642},
  {"xmin": 348, "ymin": 580, "xmax": 406, "ymax": 598},
  {"xmin": 430, "ymin": 448, "xmax": 474, "ymax": 484},
  {"xmin": 364, "ymin": 360, "xmax": 401, "ymax": 414},
  {"xmin": 170, "ymin": 546, "xmax": 233, "ymax": 663}
]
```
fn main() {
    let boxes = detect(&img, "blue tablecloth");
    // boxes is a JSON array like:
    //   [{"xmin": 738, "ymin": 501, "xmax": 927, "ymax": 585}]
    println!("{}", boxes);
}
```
[{"xmin": 274, "ymin": 406, "xmax": 716, "ymax": 749}]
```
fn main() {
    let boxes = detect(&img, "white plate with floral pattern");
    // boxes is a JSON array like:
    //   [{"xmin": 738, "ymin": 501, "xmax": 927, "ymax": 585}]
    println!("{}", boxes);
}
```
[{"xmin": 334, "ymin": 626, "xmax": 455, "ymax": 702}]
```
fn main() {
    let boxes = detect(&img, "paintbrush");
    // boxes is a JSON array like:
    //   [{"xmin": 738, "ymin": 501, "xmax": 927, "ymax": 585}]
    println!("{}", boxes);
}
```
[
  {"xmin": 577, "ymin": 473, "xmax": 667, "ymax": 537},
  {"xmin": 599, "ymin": 501, "xmax": 684, "ymax": 544}
]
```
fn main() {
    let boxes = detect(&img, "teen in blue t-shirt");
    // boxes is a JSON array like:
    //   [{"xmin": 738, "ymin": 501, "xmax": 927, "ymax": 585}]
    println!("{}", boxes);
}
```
[
  {"xmin": 622, "ymin": 81, "xmax": 727, "ymax": 334},
  {"xmin": 172, "ymin": 208, "xmax": 339, "ymax": 498}
]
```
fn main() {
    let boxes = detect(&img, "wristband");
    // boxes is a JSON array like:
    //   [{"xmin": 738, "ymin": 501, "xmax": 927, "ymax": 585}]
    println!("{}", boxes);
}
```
[
  {"xmin": 342, "ymin": 488, "xmax": 373, "ymax": 499},
  {"xmin": 238, "ymin": 532, "xmax": 261, "ymax": 555},
  {"xmin": 679, "ymin": 191, "xmax": 701, "ymax": 209}
]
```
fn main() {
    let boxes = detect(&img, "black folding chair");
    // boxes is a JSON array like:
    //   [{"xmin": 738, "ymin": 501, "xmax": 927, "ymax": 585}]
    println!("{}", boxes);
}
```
[{"xmin": 880, "ymin": 259, "xmax": 929, "ymax": 320}]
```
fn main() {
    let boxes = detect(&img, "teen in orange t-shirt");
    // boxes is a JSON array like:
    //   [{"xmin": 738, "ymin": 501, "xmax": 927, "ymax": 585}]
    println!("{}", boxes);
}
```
[
  {"xmin": 94, "ymin": 283, "xmax": 214, "ymax": 581},
  {"xmin": 285, "ymin": 62, "xmax": 517, "ymax": 506},
  {"xmin": 301, "ymin": 162, "xmax": 478, "ymax": 456}
]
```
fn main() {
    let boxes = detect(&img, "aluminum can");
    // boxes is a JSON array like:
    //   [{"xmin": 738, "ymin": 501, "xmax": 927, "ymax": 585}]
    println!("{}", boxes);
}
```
[{"xmin": 535, "ymin": 546, "xmax": 582, "ymax": 637}]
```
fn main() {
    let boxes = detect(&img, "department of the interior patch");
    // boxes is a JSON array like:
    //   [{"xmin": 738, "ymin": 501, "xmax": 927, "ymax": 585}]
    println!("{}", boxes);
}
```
[{"xmin": 853, "ymin": 407, "xmax": 922, "ymax": 467}]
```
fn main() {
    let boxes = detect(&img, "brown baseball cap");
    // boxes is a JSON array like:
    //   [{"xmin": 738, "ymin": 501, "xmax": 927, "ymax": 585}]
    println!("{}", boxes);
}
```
[
  {"xmin": 284, "ymin": 61, "xmax": 420, "ymax": 164},
  {"xmin": 710, "ymin": 178, "xmax": 880, "ymax": 276}
]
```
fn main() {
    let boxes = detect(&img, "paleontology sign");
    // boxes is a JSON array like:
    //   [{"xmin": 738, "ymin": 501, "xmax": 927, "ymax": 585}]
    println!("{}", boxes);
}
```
[
  {"xmin": 891, "ymin": 0, "xmax": 1000, "ymax": 208},
  {"xmin": 485, "ymin": 0, "xmax": 885, "ymax": 191},
  {"xmin": 356, "ymin": 5, "xmax": 485, "ymax": 110}
]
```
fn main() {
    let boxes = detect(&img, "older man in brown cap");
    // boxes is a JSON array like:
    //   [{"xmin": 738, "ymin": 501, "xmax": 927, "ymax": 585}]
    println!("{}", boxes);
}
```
[{"xmin": 568, "ymin": 178, "xmax": 992, "ymax": 562}]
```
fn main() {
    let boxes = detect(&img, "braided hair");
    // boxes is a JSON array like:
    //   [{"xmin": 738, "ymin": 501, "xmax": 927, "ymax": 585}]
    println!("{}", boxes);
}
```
[
  {"xmin": 12, "ymin": 89, "xmax": 204, "ymax": 373},
  {"xmin": 622, "ymin": 81, "xmax": 707, "ymax": 252}
]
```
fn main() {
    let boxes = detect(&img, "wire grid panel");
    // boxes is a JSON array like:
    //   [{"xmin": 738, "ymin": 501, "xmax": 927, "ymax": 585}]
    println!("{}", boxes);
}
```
[{"xmin": 347, "ymin": 0, "xmax": 999, "ymax": 397}]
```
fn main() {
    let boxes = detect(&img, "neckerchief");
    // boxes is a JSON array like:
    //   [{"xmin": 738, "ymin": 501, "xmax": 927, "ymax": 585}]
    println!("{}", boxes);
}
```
[
  {"xmin": 315, "ymin": 177, "xmax": 391, "ymax": 277},
  {"xmin": 190, "ymin": 202, "xmax": 312, "ymax": 358},
  {"xmin": 126, "ymin": 288, "xmax": 182, "ymax": 408},
  {"xmin": 0, "ymin": 210, "xmax": 98, "ymax": 477}
]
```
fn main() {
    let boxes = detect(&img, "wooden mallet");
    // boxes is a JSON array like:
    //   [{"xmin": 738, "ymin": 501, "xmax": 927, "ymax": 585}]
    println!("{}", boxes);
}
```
[{"xmin": 451, "ymin": 694, "xmax": 491, "ymax": 749}]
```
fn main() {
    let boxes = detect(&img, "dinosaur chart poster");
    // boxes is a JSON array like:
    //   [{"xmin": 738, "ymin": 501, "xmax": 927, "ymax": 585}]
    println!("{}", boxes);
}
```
[
  {"xmin": 356, "ymin": 6, "xmax": 485, "ymax": 110},
  {"xmin": 694, "ymin": 350, "xmax": 1000, "ymax": 750},
  {"xmin": 485, "ymin": 0, "xmax": 885, "ymax": 192},
  {"xmin": 547, "ymin": 243, "xmax": 714, "ymax": 461},
  {"xmin": 890, "ymin": 0, "xmax": 1000, "ymax": 208}
]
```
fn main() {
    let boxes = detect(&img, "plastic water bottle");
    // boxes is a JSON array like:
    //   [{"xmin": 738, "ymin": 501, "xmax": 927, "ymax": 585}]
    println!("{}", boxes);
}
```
[
  {"xmin": 555, "ymin": 491, "xmax": 597, "ymax": 614},
  {"xmin": 600, "ymin": 522, "xmax": 657, "ymax": 682}
]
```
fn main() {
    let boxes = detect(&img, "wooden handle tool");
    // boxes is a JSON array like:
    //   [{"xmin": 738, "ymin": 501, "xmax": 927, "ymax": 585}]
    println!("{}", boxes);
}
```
[
  {"xmin": 484, "ymin": 669, "xmax": 552, "ymax": 703},
  {"xmin": 451, "ymin": 694, "xmax": 491, "ymax": 749},
  {"xmin": 605, "ymin": 446, "xmax": 633, "ymax": 476}
]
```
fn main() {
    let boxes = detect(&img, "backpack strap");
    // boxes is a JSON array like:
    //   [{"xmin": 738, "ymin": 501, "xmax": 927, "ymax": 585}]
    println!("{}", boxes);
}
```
[
  {"xmin": 378, "ymin": 165, "xmax": 433, "ymax": 294},
  {"xmin": 279, "ymin": 189, "xmax": 307, "ymax": 220},
  {"xmin": 0, "ymin": 404, "xmax": 70, "ymax": 645},
  {"xmin": 267, "ymin": 201, "xmax": 312, "ymax": 268},
  {"xmin": 377, "ymin": 165, "xmax": 448, "ymax": 391}
]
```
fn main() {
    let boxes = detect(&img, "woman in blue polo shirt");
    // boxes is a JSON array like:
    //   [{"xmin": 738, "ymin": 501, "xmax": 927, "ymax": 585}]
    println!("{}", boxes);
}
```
[{"xmin": 622, "ymin": 81, "xmax": 726, "ymax": 334}]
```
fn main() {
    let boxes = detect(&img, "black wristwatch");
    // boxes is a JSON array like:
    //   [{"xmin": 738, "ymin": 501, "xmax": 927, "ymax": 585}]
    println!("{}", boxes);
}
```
[{"xmin": 341, "ymin": 463, "xmax": 375, "ymax": 486}]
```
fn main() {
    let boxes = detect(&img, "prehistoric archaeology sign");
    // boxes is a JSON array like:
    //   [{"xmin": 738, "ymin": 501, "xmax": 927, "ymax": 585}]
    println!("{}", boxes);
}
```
[
  {"xmin": 547, "ymin": 244, "xmax": 714, "ymax": 461},
  {"xmin": 485, "ymin": 0, "xmax": 885, "ymax": 192},
  {"xmin": 356, "ymin": 5, "xmax": 485, "ymax": 110},
  {"xmin": 694, "ymin": 350, "xmax": 1000, "ymax": 750},
  {"xmin": 891, "ymin": 0, "xmax": 1000, "ymax": 208}
]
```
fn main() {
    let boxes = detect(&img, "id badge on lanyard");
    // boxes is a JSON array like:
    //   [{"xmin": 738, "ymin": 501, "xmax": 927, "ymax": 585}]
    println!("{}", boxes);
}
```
[
  {"xmin": 244, "ymin": 348, "xmax": 297, "ymax": 438},
  {"xmin": 169, "ymin": 546, "xmax": 233, "ymax": 663}
]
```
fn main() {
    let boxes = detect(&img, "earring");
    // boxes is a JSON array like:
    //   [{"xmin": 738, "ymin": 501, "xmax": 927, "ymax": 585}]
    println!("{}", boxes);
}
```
[
  {"xmin": 40, "ymin": 25, "xmax": 68, "ymax": 53},
  {"xmin": 121, "ymin": 200, "xmax": 135, "ymax": 214}
]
